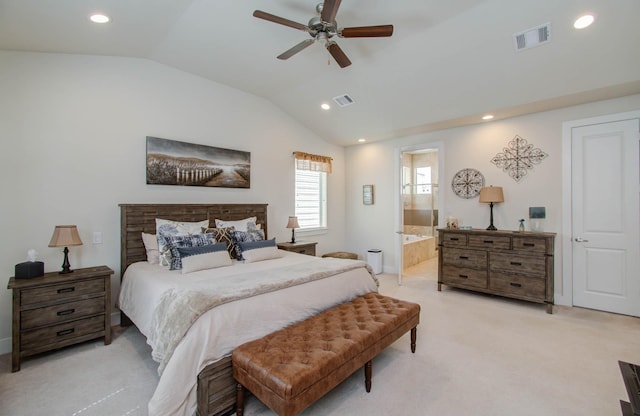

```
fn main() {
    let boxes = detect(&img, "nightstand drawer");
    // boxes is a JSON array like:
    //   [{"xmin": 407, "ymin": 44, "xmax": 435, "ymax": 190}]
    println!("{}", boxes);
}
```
[
  {"xmin": 21, "ymin": 315, "xmax": 105, "ymax": 352},
  {"xmin": 20, "ymin": 278, "xmax": 105, "ymax": 307},
  {"xmin": 489, "ymin": 272, "xmax": 545, "ymax": 299},
  {"xmin": 490, "ymin": 253, "xmax": 546, "ymax": 277},
  {"xmin": 442, "ymin": 266, "xmax": 487, "ymax": 289},
  {"xmin": 442, "ymin": 248, "xmax": 487, "ymax": 269},
  {"xmin": 291, "ymin": 246, "xmax": 315, "ymax": 255},
  {"xmin": 21, "ymin": 297, "xmax": 105, "ymax": 329}
]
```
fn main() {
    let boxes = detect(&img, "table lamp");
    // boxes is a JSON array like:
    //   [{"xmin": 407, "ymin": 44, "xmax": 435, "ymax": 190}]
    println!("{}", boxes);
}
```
[
  {"xmin": 479, "ymin": 186, "xmax": 504, "ymax": 231},
  {"xmin": 48, "ymin": 225, "xmax": 83, "ymax": 274},
  {"xmin": 286, "ymin": 216, "xmax": 300, "ymax": 243}
]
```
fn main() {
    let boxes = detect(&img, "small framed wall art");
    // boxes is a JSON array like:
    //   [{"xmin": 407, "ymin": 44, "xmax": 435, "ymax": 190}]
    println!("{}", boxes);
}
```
[{"xmin": 363, "ymin": 185, "xmax": 374, "ymax": 205}]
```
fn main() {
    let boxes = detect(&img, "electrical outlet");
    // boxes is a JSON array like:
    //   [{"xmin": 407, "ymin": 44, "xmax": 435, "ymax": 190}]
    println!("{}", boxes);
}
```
[{"xmin": 93, "ymin": 231, "xmax": 103, "ymax": 244}]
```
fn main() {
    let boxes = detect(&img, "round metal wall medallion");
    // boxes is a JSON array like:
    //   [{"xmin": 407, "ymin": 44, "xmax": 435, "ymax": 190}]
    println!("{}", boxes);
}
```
[{"xmin": 452, "ymin": 168, "xmax": 485, "ymax": 198}]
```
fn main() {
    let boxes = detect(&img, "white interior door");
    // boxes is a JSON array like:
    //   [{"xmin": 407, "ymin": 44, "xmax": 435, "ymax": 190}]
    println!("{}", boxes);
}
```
[{"xmin": 571, "ymin": 118, "xmax": 640, "ymax": 316}]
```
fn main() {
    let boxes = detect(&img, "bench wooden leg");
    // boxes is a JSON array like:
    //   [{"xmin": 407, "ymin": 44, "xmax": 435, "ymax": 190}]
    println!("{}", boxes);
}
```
[
  {"xmin": 236, "ymin": 383, "xmax": 245, "ymax": 416},
  {"xmin": 411, "ymin": 327, "xmax": 417, "ymax": 353},
  {"xmin": 364, "ymin": 360, "xmax": 372, "ymax": 393}
]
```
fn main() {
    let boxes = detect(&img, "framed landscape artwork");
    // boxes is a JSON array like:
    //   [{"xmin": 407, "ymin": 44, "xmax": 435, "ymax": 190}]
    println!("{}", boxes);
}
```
[{"xmin": 146, "ymin": 136, "xmax": 250, "ymax": 188}]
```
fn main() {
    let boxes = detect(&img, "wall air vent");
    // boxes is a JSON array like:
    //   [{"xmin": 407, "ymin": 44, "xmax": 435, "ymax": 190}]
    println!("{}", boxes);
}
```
[
  {"xmin": 513, "ymin": 22, "xmax": 551, "ymax": 51},
  {"xmin": 333, "ymin": 94, "xmax": 355, "ymax": 107}
]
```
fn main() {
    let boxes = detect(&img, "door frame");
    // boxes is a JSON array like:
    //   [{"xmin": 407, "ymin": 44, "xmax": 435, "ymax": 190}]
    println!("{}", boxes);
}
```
[
  {"xmin": 394, "ymin": 141, "xmax": 445, "ymax": 285},
  {"xmin": 561, "ymin": 110, "xmax": 640, "ymax": 307}
]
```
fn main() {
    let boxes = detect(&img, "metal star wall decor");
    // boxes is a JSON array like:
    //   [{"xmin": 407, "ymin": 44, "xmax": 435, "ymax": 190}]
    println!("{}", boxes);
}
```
[{"xmin": 491, "ymin": 135, "xmax": 548, "ymax": 182}]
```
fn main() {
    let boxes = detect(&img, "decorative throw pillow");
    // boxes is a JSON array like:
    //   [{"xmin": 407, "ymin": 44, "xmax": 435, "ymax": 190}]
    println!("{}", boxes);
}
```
[
  {"xmin": 141, "ymin": 232, "xmax": 160, "ymax": 264},
  {"xmin": 214, "ymin": 217, "xmax": 258, "ymax": 232},
  {"xmin": 230, "ymin": 228, "xmax": 266, "ymax": 260},
  {"xmin": 163, "ymin": 233, "xmax": 217, "ymax": 270},
  {"xmin": 177, "ymin": 242, "xmax": 231, "ymax": 274},
  {"xmin": 238, "ymin": 238, "xmax": 282, "ymax": 263},
  {"xmin": 201, "ymin": 226, "xmax": 236, "ymax": 258},
  {"xmin": 156, "ymin": 218, "xmax": 209, "ymax": 268}
]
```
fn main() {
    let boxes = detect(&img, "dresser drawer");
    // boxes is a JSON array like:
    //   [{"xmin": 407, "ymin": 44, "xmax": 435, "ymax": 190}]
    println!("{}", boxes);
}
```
[
  {"xmin": 441, "ymin": 233, "xmax": 467, "ymax": 247},
  {"xmin": 292, "ymin": 246, "xmax": 315, "ymax": 256},
  {"xmin": 21, "ymin": 297, "xmax": 105, "ymax": 330},
  {"xmin": 468, "ymin": 235, "xmax": 511, "ymax": 250},
  {"xmin": 512, "ymin": 236, "xmax": 548, "ymax": 254},
  {"xmin": 442, "ymin": 266, "xmax": 487, "ymax": 289},
  {"xmin": 442, "ymin": 248, "xmax": 487, "ymax": 269},
  {"xmin": 20, "ymin": 278, "xmax": 105, "ymax": 307},
  {"xmin": 20, "ymin": 315, "xmax": 105, "ymax": 353},
  {"xmin": 490, "ymin": 253, "xmax": 546, "ymax": 277},
  {"xmin": 489, "ymin": 271, "xmax": 545, "ymax": 299}
]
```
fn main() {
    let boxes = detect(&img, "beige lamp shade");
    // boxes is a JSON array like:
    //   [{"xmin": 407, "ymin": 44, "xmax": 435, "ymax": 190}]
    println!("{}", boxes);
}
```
[
  {"xmin": 479, "ymin": 186, "xmax": 504, "ymax": 204},
  {"xmin": 48, "ymin": 225, "xmax": 83, "ymax": 247},
  {"xmin": 286, "ymin": 216, "xmax": 300, "ymax": 229}
]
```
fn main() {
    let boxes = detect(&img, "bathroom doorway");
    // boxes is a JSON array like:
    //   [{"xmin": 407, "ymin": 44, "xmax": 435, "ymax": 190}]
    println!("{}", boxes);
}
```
[{"xmin": 398, "ymin": 143, "xmax": 443, "ymax": 284}]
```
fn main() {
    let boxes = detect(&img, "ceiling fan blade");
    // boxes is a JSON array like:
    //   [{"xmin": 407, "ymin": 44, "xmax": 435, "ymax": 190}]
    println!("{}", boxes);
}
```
[
  {"xmin": 253, "ymin": 10, "xmax": 308, "ymax": 32},
  {"xmin": 341, "ymin": 25, "xmax": 394, "ymax": 38},
  {"xmin": 277, "ymin": 39, "xmax": 315, "ymax": 60},
  {"xmin": 321, "ymin": 0, "xmax": 342, "ymax": 23},
  {"xmin": 326, "ymin": 42, "xmax": 352, "ymax": 68}
]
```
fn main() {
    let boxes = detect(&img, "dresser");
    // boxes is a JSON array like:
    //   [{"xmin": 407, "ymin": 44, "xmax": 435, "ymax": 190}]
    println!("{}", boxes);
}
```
[
  {"xmin": 276, "ymin": 241, "xmax": 317, "ymax": 256},
  {"xmin": 437, "ymin": 229, "xmax": 555, "ymax": 313},
  {"xmin": 7, "ymin": 265, "xmax": 113, "ymax": 372}
]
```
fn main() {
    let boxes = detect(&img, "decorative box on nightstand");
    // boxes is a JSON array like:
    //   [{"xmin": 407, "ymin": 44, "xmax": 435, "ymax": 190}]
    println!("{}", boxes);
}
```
[
  {"xmin": 277, "ymin": 241, "xmax": 317, "ymax": 256},
  {"xmin": 7, "ymin": 265, "xmax": 113, "ymax": 372}
]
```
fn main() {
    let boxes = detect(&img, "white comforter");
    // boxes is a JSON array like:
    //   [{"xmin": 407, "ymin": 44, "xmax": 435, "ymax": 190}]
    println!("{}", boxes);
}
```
[{"xmin": 118, "ymin": 251, "xmax": 379, "ymax": 416}]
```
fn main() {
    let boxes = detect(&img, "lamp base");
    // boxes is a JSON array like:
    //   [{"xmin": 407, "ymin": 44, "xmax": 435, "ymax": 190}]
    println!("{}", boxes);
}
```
[
  {"xmin": 59, "ymin": 246, "xmax": 74, "ymax": 274},
  {"xmin": 486, "ymin": 225, "xmax": 497, "ymax": 231},
  {"xmin": 290, "ymin": 229, "xmax": 296, "ymax": 244}
]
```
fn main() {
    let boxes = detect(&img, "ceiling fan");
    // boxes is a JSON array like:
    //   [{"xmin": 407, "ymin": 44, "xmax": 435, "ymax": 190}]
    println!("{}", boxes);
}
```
[{"xmin": 253, "ymin": 0, "xmax": 393, "ymax": 68}]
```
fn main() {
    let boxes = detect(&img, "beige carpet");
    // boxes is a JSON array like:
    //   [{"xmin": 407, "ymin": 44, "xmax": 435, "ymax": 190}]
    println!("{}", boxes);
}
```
[{"xmin": 1, "ymin": 258, "xmax": 639, "ymax": 416}]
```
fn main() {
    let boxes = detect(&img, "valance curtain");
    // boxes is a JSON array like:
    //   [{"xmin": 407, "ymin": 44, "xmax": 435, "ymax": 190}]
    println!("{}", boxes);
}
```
[{"xmin": 293, "ymin": 151, "xmax": 333, "ymax": 174}]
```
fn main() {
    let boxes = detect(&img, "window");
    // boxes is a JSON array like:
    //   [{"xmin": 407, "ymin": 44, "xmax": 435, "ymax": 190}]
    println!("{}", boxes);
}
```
[
  {"xmin": 415, "ymin": 166, "xmax": 432, "ymax": 194},
  {"xmin": 295, "ymin": 168, "xmax": 327, "ymax": 230}
]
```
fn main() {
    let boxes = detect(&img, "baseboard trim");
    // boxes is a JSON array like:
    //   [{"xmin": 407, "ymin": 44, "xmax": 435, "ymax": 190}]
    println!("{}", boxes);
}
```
[{"xmin": 0, "ymin": 337, "xmax": 11, "ymax": 356}]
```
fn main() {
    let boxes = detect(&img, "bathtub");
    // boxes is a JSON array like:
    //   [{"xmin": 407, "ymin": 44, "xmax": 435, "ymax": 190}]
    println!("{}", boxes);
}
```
[{"xmin": 403, "ymin": 235, "xmax": 436, "ymax": 269}]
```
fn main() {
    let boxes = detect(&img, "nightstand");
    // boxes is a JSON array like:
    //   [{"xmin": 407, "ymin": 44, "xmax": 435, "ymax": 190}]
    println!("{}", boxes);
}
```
[
  {"xmin": 277, "ymin": 241, "xmax": 317, "ymax": 256},
  {"xmin": 7, "ymin": 265, "xmax": 113, "ymax": 372}
]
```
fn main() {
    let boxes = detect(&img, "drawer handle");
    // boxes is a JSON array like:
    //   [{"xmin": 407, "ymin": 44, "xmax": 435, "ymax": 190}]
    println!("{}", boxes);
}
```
[
  {"xmin": 510, "ymin": 282, "xmax": 522, "ymax": 288},
  {"xmin": 459, "ymin": 256, "xmax": 469, "ymax": 260},
  {"xmin": 458, "ymin": 274, "xmax": 469, "ymax": 279},
  {"xmin": 449, "ymin": 237, "xmax": 459, "ymax": 241},
  {"xmin": 483, "ymin": 240, "xmax": 494, "ymax": 244},
  {"xmin": 57, "ymin": 287, "xmax": 75, "ymax": 294},
  {"xmin": 523, "ymin": 243, "xmax": 535, "ymax": 247},
  {"xmin": 57, "ymin": 328, "xmax": 75, "ymax": 337},
  {"xmin": 57, "ymin": 309, "xmax": 75, "ymax": 316},
  {"xmin": 510, "ymin": 262, "xmax": 522, "ymax": 266}
]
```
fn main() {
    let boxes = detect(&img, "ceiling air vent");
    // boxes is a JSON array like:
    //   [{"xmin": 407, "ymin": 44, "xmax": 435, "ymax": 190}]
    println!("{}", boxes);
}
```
[
  {"xmin": 333, "ymin": 94, "xmax": 354, "ymax": 107},
  {"xmin": 513, "ymin": 22, "xmax": 550, "ymax": 51}
]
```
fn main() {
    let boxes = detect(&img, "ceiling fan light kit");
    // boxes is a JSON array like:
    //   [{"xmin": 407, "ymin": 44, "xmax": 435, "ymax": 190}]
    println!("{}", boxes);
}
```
[{"xmin": 253, "ymin": 1, "xmax": 393, "ymax": 68}]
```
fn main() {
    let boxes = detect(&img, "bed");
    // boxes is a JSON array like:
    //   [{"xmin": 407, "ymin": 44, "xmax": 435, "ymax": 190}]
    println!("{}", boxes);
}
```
[{"xmin": 118, "ymin": 203, "xmax": 379, "ymax": 416}]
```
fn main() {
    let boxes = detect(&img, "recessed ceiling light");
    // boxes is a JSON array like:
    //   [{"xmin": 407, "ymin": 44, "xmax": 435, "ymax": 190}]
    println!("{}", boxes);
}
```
[
  {"xmin": 90, "ymin": 14, "xmax": 110, "ymax": 24},
  {"xmin": 574, "ymin": 14, "xmax": 595, "ymax": 29},
  {"xmin": 320, "ymin": 103, "xmax": 331, "ymax": 110},
  {"xmin": 357, "ymin": 138, "xmax": 366, "ymax": 143},
  {"xmin": 482, "ymin": 114, "xmax": 494, "ymax": 120}
]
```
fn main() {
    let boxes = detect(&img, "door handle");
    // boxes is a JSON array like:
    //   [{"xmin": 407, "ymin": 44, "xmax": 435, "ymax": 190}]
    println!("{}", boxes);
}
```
[{"xmin": 574, "ymin": 237, "xmax": 589, "ymax": 242}]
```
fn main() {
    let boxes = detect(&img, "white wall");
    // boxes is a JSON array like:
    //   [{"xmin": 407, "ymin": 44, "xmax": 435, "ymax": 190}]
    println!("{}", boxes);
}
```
[
  {"xmin": 0, "ymin": 51, "xmax": 347, "ymax": 354},
  {"xmin": 345, "ymin": 94, "xmax": 640, "ymax": 305}
]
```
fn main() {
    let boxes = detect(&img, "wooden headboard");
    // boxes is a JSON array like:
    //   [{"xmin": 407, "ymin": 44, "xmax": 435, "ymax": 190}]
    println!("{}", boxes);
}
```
[{"xmin": 119, "ymin": 203, "xmax": 268, "ymax": 278}]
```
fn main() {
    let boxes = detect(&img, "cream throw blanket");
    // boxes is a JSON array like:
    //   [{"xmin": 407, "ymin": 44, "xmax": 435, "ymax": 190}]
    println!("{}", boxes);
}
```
[{"xmin": 148, "ymin": 258, "xmax": 376, "ymax": 374}]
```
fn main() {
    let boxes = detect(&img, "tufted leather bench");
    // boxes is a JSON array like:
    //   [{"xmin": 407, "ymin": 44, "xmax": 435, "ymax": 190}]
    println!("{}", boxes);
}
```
[{"xmin": 232, "ymin": 293, "xmax": 420, "ymax": 416}]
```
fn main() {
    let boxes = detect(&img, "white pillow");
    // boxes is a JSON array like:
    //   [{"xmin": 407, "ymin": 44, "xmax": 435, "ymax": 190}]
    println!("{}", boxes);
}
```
[
  {"xmin": 141, "ymin": 232, "xmax": 159, "ymax": 264},
  {"xmin": 178, "ymin": 244, "xmax": 232, "ymax": 274},
  {"xmin": 214, "ymin": 217, "xmax": 257, "ymax": 232},
  {"xmin": 242, "ymin": 246, "xmax": 283, "ymax": 263},
  {"xmin": 156, "ymin": 218, "xmax": 209, "ymax": 268}
]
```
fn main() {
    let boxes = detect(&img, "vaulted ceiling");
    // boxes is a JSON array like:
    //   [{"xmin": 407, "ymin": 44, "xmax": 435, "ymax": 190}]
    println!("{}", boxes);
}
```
[{"xmin": 2, "ymin": 0, "xmax": 639, "ymax": 146}]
